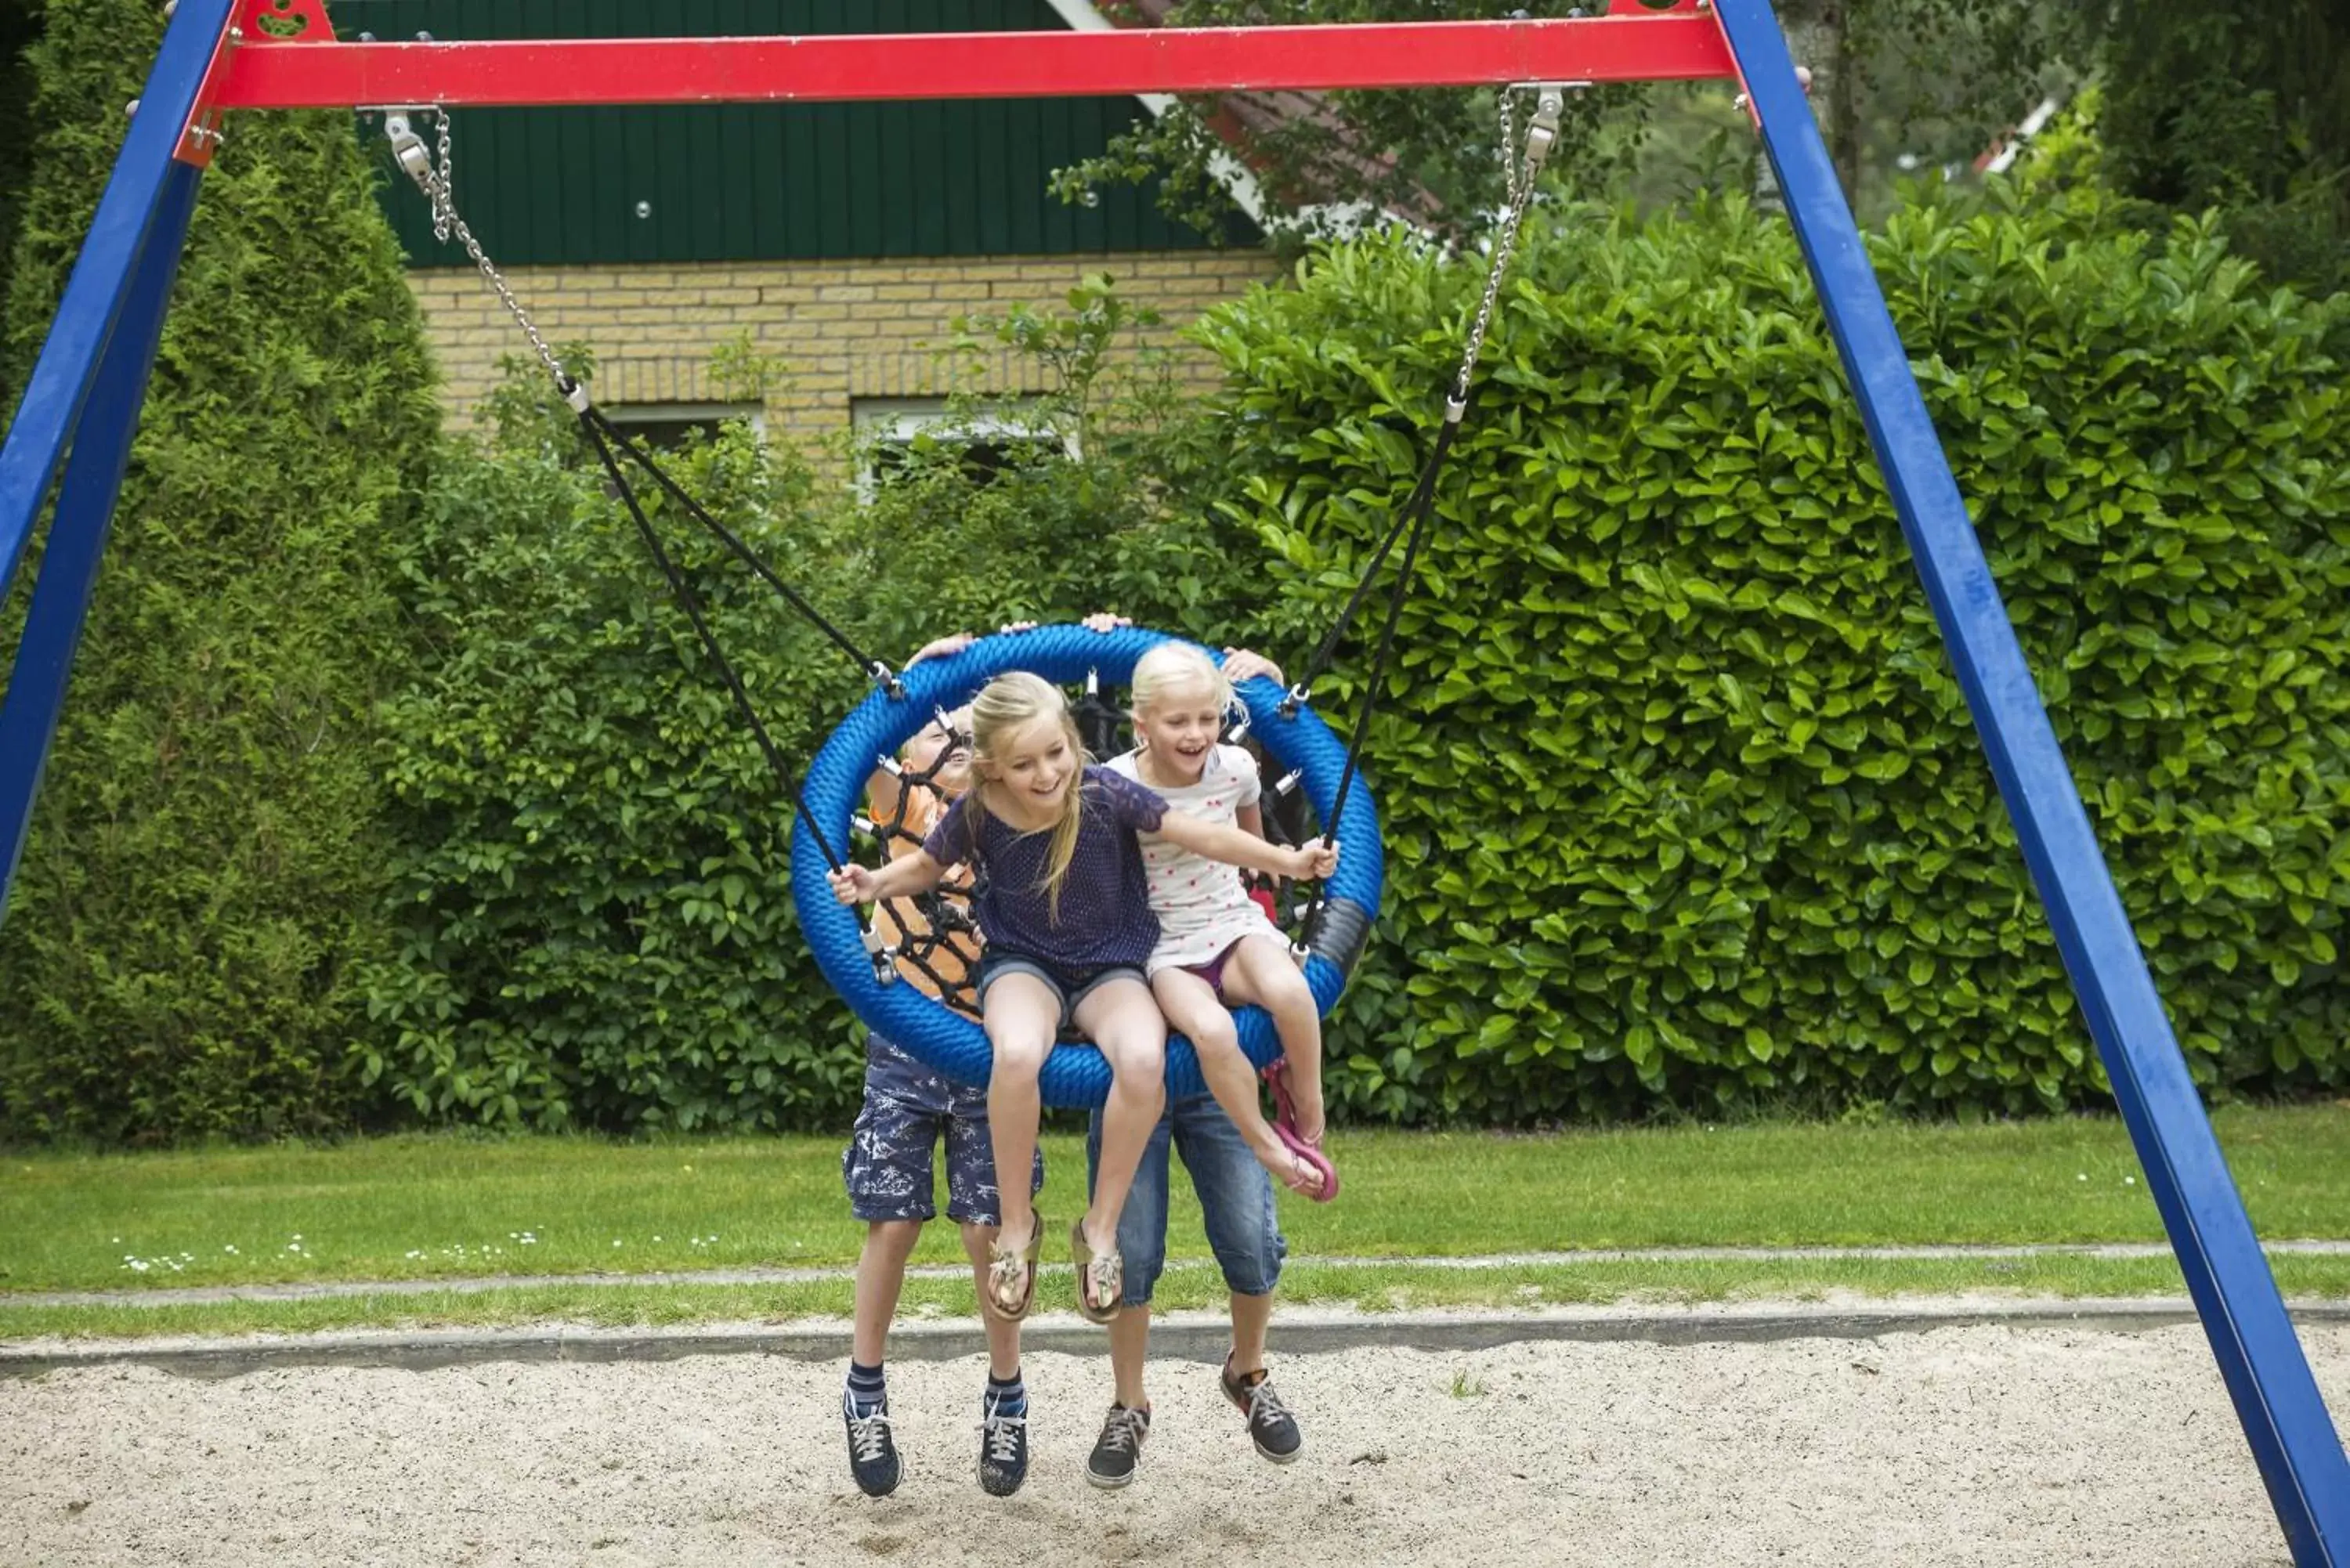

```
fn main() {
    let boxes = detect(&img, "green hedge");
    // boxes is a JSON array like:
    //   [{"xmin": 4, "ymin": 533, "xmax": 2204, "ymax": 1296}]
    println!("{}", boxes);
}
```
[
  {"xmin": 1194, "ymin": 185, "xmax": 2350, "ymax": 1121},
  {"xmin": 360, "ymin": 378, "xmax": 870, "ymax": 1130},
  {"xmin": 0, "ymin": 0, "xmax": 437, "ymax": 1142}
]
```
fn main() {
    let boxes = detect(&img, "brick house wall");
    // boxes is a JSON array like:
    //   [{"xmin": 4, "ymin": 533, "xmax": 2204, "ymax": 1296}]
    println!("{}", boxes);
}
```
[{"xmin": 407, "ymin": 248, "xmax": 1279, "ymax": 448}]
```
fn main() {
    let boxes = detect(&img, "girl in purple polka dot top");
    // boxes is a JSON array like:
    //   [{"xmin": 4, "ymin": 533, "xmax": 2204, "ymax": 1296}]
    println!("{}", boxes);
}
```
[{"xmin": 832, "ymin": 668, "xmax": 1336, "ymax": 1326}]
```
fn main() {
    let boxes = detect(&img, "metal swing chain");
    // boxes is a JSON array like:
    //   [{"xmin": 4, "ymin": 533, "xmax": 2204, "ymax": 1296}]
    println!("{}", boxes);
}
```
[
  {"xmin": 1451, "ymin": 83, "xmax": 1566, "ymax": 410},
  {"xmin": 1280, "ymin": 82, "xmax": 1572, "ymax": 721},
  {"xmin": 386, "ymin": 110, "xmax": 570, "ymax": 391},
  {"xmin": 431, "ymin": 109, "xmax": 455, "ymax": 246}
]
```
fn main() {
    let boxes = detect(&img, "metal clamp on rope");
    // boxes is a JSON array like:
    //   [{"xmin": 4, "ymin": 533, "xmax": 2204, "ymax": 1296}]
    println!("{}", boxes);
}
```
[
  {"xmin": 851, "ymin": 813, "xmax": 877, "ymax": 840},
  {"xmin": 1278, "ymin": 683, "xmax": 1311, "ymax": 719},
  {"xmin": 1272, "ymin": 768, "xmax": 1304, "ymax": 798},
  {"xmin": 862, "ymin": 924, "xmax": 899, "ymax": 987},
  {"xmin": 870, "ymin": 661, "xmax": 905, "ymax": 700}
]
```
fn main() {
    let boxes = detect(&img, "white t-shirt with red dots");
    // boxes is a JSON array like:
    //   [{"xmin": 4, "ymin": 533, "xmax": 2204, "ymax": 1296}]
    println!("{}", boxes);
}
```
[{"xmin": 1106, "ymin": 742, "xmax": 1284, "ymax": 975}]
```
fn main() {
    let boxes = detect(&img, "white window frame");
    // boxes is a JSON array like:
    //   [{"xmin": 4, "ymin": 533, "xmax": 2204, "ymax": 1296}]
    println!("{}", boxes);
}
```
[{"xmin": 851, "ymin": 396, "xmax": 1079, "ymax": 504}]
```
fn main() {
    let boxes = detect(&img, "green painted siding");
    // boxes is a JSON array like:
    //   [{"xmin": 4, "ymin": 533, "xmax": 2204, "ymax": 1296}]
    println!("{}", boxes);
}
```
[{"xmin": 342, "ymin": 0, "xmax": 1257, "ymax": 266}]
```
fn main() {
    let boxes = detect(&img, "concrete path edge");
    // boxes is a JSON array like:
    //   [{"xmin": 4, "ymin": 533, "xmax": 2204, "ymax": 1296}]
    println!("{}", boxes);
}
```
[{"xmin": 7, "ymin": 1298, "xmax": 2349, "ymax": 1380}]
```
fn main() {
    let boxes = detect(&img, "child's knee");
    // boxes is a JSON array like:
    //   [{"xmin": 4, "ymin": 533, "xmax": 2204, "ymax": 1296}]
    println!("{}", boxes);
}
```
[
  {"xmin": 863, "ymin": 1217, "xmax": 924, "ymax": 1255},
  {"xmin": 1188, "ymin": 1013, "xmax": 1242, "ymax": 1055},
  {"xmin": 1101, "ymin": 1028, "xmax": 1167, "ymax": 1081},
  {"xmin": 986, "ymin": 1026, "xmax": 1052, "ymax": 1073}
]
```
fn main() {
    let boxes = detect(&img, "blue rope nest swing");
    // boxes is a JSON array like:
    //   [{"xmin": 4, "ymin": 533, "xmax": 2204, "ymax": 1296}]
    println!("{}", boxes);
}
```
[{"xmin": 790, "ymin": 623, "xmax": 1384, "ymax": 1108}]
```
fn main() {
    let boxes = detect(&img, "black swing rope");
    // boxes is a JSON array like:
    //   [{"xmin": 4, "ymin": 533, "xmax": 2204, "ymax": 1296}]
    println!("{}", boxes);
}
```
[
  {"xmin": 570, "ymin": 403, "xmax": 850, "ymax": 873},
  {"xmin": 576, "ymin": 400, "xmax": 992, "ymax": 1002}
]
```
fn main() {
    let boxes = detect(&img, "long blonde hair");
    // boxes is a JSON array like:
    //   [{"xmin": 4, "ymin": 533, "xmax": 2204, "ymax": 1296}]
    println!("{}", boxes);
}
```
[
  {"xmin": 966, "ymin": 671, "xmax": 1090, "ymax": 923},
  {"xmin": 1128, "ymin": 641, "xmax": 1232, "ymax": 726}
]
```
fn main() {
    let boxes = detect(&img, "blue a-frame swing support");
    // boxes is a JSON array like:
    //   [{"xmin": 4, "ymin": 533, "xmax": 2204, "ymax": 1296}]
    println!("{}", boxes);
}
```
[{"xmin": 0, "ymin": 2, "xmax": 2343, "ymax": 1559}]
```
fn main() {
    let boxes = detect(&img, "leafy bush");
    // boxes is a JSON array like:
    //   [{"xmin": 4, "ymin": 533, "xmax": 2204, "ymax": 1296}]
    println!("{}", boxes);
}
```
[
  {"xmin": 0, "ymin": 0, "xmax": 438, "ymax": 1143},
  {"xmin": 360, "ymin": 364, "xmax": 867, "ymax": 1131},
  {"xmin": 1194, "ymin": 184, "xmax": 2350, "ymax": 1121},
  {"xmin": 848, "ymin": 273, "xmax": 1278, "ymax": 653}
]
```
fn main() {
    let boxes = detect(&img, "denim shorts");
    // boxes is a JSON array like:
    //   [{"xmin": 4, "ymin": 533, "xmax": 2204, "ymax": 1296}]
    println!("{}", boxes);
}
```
[
  {"xmin": 842, "ymin": 1032, "xmax": 1043, "ymax": 1227},
  {"xmin": 975, "ymin": 951, "xmax": 1148, "ymax": 1030},
  {"xmin": 1086, "ymin": 1091, "xmax": 1286, "ymax": 1307}
]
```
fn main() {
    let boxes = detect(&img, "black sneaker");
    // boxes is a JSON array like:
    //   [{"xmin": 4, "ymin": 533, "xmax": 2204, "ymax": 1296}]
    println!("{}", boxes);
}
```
[
  {"xmin": 1086, "ymin": 1403, "xmax": 1151, "ymax": 1490},
  {"xmin": 843, "ymin": 1389, "xmax": 902, "ymax": 1498},
  {"xmin": 1222, "ymin": 1358, "xmax": 1303, "ymax": 1464},
  {"xmin": 977, "ymin": 1389, "xmax": 1029, "ymax": 1497}
]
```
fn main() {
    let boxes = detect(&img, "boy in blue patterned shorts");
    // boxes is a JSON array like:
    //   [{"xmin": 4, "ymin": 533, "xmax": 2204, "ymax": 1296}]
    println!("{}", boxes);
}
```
[{"xmin": 841, "ymin": 650, "xmax": 1044, "ymax": 1500}]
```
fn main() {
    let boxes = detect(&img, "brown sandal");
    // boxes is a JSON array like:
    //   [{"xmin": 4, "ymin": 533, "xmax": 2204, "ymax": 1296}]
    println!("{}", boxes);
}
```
[
  {"xmin": 985, "ymin": 1212, "xmax": 1045, "ymax": 1321},
  {"xmin": 1070, "ymin": 1219, "xmax": 1124, "ymax": 1324}
]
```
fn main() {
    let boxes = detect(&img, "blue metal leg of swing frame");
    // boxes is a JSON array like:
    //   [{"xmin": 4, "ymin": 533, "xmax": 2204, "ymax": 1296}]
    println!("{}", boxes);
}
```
[
  {"xmin": 1711, "ymin": 2, "xmax": 2350, "ymax": 1563},
  {"xmin": 0, "ymin": 163, "xmax": 204, "ymax": 917},
  {"xmin": 0, "ymin": 0, "xmax": 227, "ymax": 922}
]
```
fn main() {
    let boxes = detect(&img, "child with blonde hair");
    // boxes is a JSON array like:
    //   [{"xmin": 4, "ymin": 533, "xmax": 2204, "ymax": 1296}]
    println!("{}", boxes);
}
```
[
  {"xmin": 1109, "ymin": 642, "xmax": 1338, "ymax": 1198},
  {"xmin": 830, "ymin": 666, "xmax": 1336, "ymax": 1335}
]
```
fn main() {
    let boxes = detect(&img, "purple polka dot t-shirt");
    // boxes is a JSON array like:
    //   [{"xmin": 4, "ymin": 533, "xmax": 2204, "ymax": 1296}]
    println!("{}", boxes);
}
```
[{"xmin": 921, "ymin": 764, "xmax": 1168, "ymax": 970}]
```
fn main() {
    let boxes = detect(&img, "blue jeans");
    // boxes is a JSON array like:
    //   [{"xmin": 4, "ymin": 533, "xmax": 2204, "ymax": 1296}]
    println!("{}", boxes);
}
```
[{"xmin": 1086, "ymin": 1091, "xmax": 1286, "ymax": 1308}]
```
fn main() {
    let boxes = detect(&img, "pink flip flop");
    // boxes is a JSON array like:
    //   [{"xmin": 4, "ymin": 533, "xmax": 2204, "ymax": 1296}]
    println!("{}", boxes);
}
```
[{"xmin": 1264, "ymin": 1063, "xmax": 1339, "ymax": 1202}]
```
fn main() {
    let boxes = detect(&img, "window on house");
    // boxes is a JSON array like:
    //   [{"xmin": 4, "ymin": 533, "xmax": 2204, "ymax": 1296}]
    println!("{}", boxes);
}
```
[
  {"xmin": 851, "ymin": 397, "xmax": 1076, "ymax": 500},
  {"xmin": 606, "ymin": 401, "xmax": 765, "ymax": 450}
]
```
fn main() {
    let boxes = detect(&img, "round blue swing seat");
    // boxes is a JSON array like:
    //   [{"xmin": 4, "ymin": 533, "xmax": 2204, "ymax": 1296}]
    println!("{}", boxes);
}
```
[{"xmin": 790, "ymin": 623, "xmax": 1384, "ymax": 1108}]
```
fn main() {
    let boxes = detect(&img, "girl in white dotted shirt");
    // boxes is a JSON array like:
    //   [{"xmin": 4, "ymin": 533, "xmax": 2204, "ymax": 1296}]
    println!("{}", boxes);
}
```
[{"xmin": 1108, "ymin": 641, "xmax": 1338, "ymax": 1201}]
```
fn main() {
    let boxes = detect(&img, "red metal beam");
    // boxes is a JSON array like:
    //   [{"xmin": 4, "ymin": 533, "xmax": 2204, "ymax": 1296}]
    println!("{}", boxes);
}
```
[{"xmin": 208, "ymin": 18, "xmax": 1737, "ymax": 110}]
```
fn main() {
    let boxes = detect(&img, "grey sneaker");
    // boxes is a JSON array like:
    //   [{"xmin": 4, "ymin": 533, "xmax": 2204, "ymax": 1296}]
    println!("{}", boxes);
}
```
[
  {"xmin": 977, "ymin": 1389, "xmax": 1029, "ymax": 1497},
  {"xmin": 843, "ymin": 1389, "xmax": 902, "ymax": 1498},
  {"xmin": 1086, "ymin": 1404, "xmax": 1151, "ymax": 1490},
  {"xmin": 1222, "ymin": 1357, "xmax": 1302, "ymax": 1464}
]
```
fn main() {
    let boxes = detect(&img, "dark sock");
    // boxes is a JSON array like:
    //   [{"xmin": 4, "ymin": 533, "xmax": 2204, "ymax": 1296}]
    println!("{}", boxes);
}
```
[
  {"xmin": 985, "ymin": 1368, "xmax": 1027, "ymax": 1418},
  {"xmin": 846, "ymin": 1359, "xmax": 886, "ymax": 1415}
]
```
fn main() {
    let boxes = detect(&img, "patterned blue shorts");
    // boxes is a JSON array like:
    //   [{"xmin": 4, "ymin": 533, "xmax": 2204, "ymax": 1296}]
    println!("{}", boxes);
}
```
[{"xmin": 842, "ymin": 1032, "xmax": 1044, "ymax": 1227}]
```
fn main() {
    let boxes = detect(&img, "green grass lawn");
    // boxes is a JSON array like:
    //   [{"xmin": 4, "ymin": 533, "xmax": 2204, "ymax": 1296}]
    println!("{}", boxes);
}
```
[{"xmin": 5, "ymin": 1104, "xmax": 2345, "ymax": 1310}]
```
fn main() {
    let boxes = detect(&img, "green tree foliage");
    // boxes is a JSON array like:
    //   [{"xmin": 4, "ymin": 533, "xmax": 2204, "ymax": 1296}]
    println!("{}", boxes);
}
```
[
  {"xmin": 0, "ymin": 0, "xmax": 45, "ymax": 415},
  {"xmin": 1058, "ymin": 0, "xmax": 2075, "ymax": 237},
  {"xmin": 1771, "ymin": 0, "xmax": 2072, "ymax": 211},
  {"xmin": 1193, "ymin": 181, "xmax": 2350, "ymax": 1121},
  {"xmin": 1059, "ymin": 1, "xmax": 1639, "ymax": 245},
  {"xmin": 854, "ymin": 273, "xmax": 1278, "ymax": 654},
  {"xmin": 0, "ymin": 0, "xmax": 438, "ymax": 1142},
  {"xmin": 2087, "ymin": 0, "xmax": 2348, "ymax": 293},
  {"xmin": 360, "ymin": 368, "xmax": 866, "ymax": 1132}
]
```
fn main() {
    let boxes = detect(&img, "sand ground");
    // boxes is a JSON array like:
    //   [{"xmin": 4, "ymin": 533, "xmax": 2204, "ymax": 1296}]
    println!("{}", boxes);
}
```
[{"xmin": 3, "ymin": 1316, "xmax": 2343, "ymax": 1566}]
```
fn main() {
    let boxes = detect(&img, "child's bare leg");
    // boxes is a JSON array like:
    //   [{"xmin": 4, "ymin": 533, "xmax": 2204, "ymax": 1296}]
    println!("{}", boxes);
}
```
[
  {"xmin": 852, "ymin": 1219, "xmax": 924, "ymax": 1366},
  {"xmin": 1071, "ymin": 977, "xmax": 1166, "ymax": 1256},
  {"xmin": 1151, "ymin": 966, "xmax": 1321, "ymax": 1195},
  {"xmin": 1223, "ymin": 935, "xmax": 1326, "ymax": 1143},
  {"xmin": 959, "ymin": 1223, "xmax": 1024, "ymax": 1379},
  {"xmin": 983, "ymin": 975, "xmax": 1059, "ymax": 1255}
]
